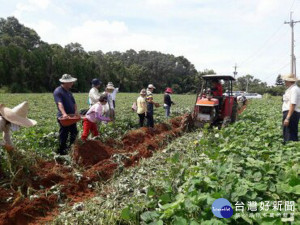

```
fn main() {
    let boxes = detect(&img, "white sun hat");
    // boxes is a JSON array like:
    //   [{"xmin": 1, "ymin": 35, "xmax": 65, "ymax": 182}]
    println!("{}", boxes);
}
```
[
  {"xmin": 59, "ymin": 74, "xmax": 77, "ymax": 83},
  {"xmin": 148, "ymin": 84, "xmax": 156, "ymax": 89},
  {"xmin": 0, "ymin": 101, "xmax": 37, "ymax": 128}
]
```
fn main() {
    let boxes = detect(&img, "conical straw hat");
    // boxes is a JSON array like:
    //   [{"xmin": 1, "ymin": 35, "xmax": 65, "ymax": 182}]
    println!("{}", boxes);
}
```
[{"xmin": 0, "ymin": 101, "xmax": 37, "ymax": 128}]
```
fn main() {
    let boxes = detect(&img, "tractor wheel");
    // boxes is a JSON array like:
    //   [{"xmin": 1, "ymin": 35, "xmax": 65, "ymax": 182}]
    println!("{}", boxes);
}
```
[{"xmin": 231, "ymin": 101, "xmax": 238, "ymax": 123}]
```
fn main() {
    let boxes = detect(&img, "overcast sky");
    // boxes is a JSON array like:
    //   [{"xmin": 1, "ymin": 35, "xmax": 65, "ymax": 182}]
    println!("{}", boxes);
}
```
[{"xmin": 1, "ymin": 0, "xmax": 300, "ymax": 85}]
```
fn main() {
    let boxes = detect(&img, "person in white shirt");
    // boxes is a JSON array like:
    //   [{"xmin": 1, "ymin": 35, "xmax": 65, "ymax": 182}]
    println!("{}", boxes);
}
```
[
  {"xmin": 103, "ymin": 82, "xmax": 116, "ymax": 121},
  {"xmin": 110, "ymin": 87, "xmax": 119, "ymax": 108},
  {"xmin": 281, "ymin": 74, "xmax": 300, "ymax": 143},
  {"xmin": 88, "ymin": 78, "xmax": 102, "ymax": 107}
]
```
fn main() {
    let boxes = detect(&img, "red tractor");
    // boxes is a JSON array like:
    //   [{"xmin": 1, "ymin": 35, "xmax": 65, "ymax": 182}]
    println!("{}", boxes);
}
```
[{"xmin": 192, "ymin": 74, "xmax": 238, "ymax": 128}]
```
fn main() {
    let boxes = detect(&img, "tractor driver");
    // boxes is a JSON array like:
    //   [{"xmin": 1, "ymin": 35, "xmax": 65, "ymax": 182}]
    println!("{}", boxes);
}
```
[
  {"xmin": 211, "ymin": 80, "xmax": 223, "ymax": 97},
  {"xmin": 211, "ymin": 79, "xmax": 223, "ymax": 112}
]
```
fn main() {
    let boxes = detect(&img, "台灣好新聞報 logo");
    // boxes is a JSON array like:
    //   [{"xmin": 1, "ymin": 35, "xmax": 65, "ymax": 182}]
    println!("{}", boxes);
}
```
[{"xmin": 212, "ymin": 198, "xmax": 233, "ymax": 218}]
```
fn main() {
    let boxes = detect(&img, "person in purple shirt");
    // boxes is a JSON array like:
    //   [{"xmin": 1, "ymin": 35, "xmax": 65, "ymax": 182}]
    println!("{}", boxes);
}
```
[
  {"xmin": 81, "ymin": 94, "xmax": 111, "ymax": 141},
  {"xmin": 53, "ymin": 74, "xmax": 78, "ymax": 155}
]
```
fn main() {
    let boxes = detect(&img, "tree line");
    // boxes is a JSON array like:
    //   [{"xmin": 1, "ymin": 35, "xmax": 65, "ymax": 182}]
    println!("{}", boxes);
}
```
[
  {"xmin": 0, "ymin": 17, "xmax": 215, "ymax": 93},
  {"xmin": 0, "ymin": 16, "xmax": 286, "ymax": 94}
]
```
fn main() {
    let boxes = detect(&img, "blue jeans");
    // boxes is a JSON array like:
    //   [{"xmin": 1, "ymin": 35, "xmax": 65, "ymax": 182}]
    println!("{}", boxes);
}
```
[
  {"xmin": 165, "ymin": 105, "xmax": 171, "ymax": 118},
  {"xmin": 57, "ymin": 120, "xmax": 78, "ymax": 154},
  {"xmin": 147, "ymin": 112, "xmax": 154, "ymax": 128}
]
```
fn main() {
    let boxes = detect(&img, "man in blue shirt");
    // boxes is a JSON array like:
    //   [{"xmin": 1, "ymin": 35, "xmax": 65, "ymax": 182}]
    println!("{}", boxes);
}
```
[{"xmin": 53, "ymin": 74, "xmax": 78, "ymax": 155}]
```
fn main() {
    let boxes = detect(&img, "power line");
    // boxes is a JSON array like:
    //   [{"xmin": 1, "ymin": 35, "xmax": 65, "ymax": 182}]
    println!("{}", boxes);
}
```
[
  {"xmin": 239, "ymin": 24, "xmax": 284, "ymax": 66},
  {"xmin": 239, "ymin": 0, "xmax": 297, "ymax": 68},
  {"xmin": 264, "ymin": 62, "xmax": 290, "ymax": 83},
  {"xmin": 290, "ymin": 0, "xmax": 296, "ymax": 11}
]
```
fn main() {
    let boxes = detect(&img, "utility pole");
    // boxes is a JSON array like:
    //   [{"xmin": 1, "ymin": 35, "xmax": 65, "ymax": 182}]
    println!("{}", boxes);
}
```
[
  {"xmin": 246, "ymin": 77, "xmax": 249, "ymax": 93},
  {"xmin": 233, "ymin": 63, "xmax": 238, "ymax": 78},
  {"xmin": 284, "ymin": 12, "xmax": 300, "ymax": 77}
]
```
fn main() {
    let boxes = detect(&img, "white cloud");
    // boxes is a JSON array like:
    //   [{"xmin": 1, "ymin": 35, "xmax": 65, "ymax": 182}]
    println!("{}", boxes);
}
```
[
  {"xmin": 66, "ymin": 20, "xmax": 129, "ymax": 49},
  {"xmin": 26, "ymin": 20, "xmax": 57, "ymax": 41},
  {"xmin": 28, "ymin": 0, "xmax": 50, "ymax": 9},
  {"xmin": 13, "ymin": 0, "xmax": 50, "ymax": 18},
  {"xmin": 256, "ymin": 0, "xmax": 281, "ymax": 15},
  {"xmin": 145, "ymin": 0, "xmax": 173, "ymax": 6}
]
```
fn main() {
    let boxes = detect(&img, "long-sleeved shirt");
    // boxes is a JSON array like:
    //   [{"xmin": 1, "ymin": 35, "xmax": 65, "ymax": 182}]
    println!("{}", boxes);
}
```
[
  {"xmin": 102, "ymin": 92, "xmax": 114, "ymax": 115},
  {"xmin": 89, "ymin": 87, "xmax": 101, "ymax": 106},
  {"xmin": 164, "ymin": 93, "xmax": 174, "ymax": 107},
  {"xmin": 0, "ymin": 117, "xmax": 12, "ymax": 146},
  {"xmin": 211, "ymin": 83, "xmax": 223, "ymax": 97},
  {"xmin": 86, "ymin": 103, "xmax": 111, "ymax": 123},
  {"xmin": 110, "ymin": 88, "xmax": 119, "ymax": 101}
]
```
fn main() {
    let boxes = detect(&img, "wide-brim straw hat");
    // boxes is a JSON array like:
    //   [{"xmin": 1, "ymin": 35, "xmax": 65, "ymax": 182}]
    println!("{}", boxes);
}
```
[
  {"xmin": 0, "ymin": 102, "xmax": 37, "ymax": 128},
  {"xmin": 281, "ymin": 74, "xmax": 298, "ymax": 82},
  {"xmin": 106, "ymin": 82, "xmax": 115, "ymax": 90},
  {"xmin": 59, "ymin": 74, "xmax": 77, "ymax": 83}
]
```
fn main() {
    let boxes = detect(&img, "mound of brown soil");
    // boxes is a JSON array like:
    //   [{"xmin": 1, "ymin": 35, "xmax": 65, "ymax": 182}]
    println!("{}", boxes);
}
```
[
  {"xmin": 72, "ymin": 140, "xmax": 113, "ymax": 168},
  {"xmin": 154, "ymin": 123, "xmax": 171, "ymax": 133},
  {"xmin": 0, "ymin": 195, "xmax": 58, "ymax": 225},
  {"xmin": 169, "ymin": 116, "xmax": 182, "ymax": 128},
  {"xmin": 122, "ymin": 129, "xmax": 148, "ymax": 148},
  {"xmin": 84, "ymin": 159, "xmax": 118, "ymax": 181}
]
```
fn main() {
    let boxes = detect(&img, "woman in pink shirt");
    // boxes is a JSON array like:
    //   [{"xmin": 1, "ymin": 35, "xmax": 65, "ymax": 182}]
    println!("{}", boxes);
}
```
[{"xmin": 81, "ymin": 94, "xmax": 111, "ymax": 141}]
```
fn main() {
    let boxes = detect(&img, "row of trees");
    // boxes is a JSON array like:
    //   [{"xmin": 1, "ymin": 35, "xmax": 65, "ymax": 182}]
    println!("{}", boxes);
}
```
[
  {"xmin": 0, "ymin": 17, "xmax": 213, "ymax": 93},
  {"xmin": 0, "ymin": 16, "xmax": 287, "ymax": 94},
  {"xmin": 233, "ymin": 74, "xmax": 285, "ymax": 96}
]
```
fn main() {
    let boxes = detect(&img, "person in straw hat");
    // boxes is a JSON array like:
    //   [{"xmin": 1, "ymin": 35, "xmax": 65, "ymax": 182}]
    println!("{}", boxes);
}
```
[
  {"xmin": 102, "ymin": 82, "xmax": 116, "ymax": 121},
  {"xmin": 53, "ymin": 74, "xmax": 78, "ymax": 155},
  {"xmin": 146, "ymin": 84, "xmax": 159, "ymax": 128},
  {"xmin": 0, "ymin": 101, "xmax": 37, "ymax": 148},
  {"xmin": 281, "ymin": 74, "xmax": 300, "ymax": 143}
]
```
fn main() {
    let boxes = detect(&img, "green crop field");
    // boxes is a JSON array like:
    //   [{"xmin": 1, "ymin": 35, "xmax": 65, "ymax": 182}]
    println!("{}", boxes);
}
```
[
  {"xmin": 53, "ymin": 96, "xmax": 299, "ymax": 225},
  {"xmin": 0, "ymin": 94, "xmax": 299, "ymax": 225}
]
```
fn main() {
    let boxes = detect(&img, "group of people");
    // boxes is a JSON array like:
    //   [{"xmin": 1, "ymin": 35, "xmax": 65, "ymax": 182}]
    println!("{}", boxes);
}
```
[
  {"xmin": 53, "ymin": 74, "xmax": 175, "ymax": 155},
  {"xmin": 0, "ymin": 73, "xmax": 299, "ymax": 155},
  {"xmin": 53, "ymin": 74, "xmax": 120, "ymax": 155},
  {"xmin": 135, "ymin": 85, "xmax": 175, "ymax": 128}
]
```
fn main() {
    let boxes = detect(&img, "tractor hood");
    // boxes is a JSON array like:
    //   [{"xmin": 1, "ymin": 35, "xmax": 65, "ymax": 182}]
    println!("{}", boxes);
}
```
[{"xmin": 196, "ymin": 97, "xmax": 219, "ymax": 106}]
